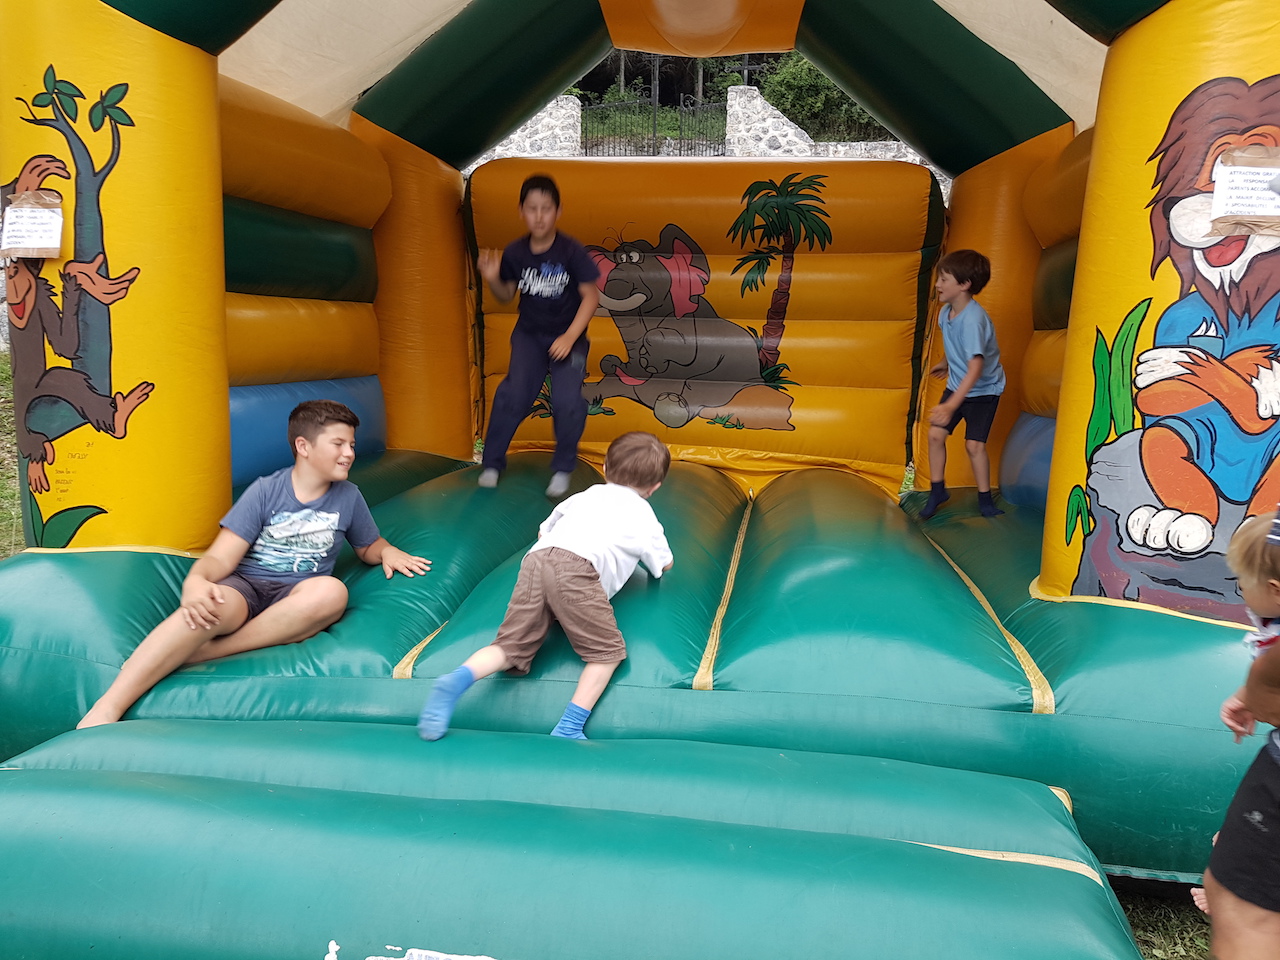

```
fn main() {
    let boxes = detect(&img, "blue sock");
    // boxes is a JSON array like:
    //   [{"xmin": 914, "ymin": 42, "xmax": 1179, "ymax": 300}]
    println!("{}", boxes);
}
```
[
  {"xmin": 978, "ymin": 490, "xmax": 1004, "ymax": 517},
  {"xmin": 919, "ymin": 481, "xmax": 949, "ymax": 519},
  {"xmin": 417, "ymin": 665, "xmax": 475, "ymax": 741},
  {"xmin": 550, "ymin": 702, "xmax": 591, "ymax": 740}
]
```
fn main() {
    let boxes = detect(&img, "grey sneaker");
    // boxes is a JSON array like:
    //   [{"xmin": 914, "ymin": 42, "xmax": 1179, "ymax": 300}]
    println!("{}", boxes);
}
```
[
  {"xmin": 545, "ymin": 471, "xmax": 572, "ymax": 498},
  {"xmin": 478, "ymin": 468, "xmax": 500, "ymax": 488}
]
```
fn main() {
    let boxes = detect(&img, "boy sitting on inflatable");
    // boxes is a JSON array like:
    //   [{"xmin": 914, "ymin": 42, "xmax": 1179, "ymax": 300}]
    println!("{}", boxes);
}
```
[{"xmin": 77, "ymin": 400, "xmax": 429, "ymax": 728}]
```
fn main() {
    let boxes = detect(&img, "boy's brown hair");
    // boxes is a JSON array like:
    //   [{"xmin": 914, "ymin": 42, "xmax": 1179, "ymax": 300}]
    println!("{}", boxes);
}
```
[
  {"xmin": 604, "ymin": 431, "xmax": 670, "ymax": 489},
  {"xmin": 937, "ymin": 249, "xmax": 992, "ymax": 295},
  {"xmin": 288, "ymin": 400, "xmax": 360, "ymax": 455},
  {"xmin": 1227, "ymin": 511, "xmax": 1280, "ymax": 587},
  {"xmin": 520, "ymin": 174, "xmax": 560, "ymax": 208}
]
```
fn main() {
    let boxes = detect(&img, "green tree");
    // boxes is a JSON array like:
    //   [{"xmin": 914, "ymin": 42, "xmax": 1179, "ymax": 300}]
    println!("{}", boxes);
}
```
[
  {"xmin": 759, "ymin": 52, "xmax": 892, "ymax": 142},
  {"xmin": 728, "ymin": 173, "xmax": 831, "ymax": 368}
]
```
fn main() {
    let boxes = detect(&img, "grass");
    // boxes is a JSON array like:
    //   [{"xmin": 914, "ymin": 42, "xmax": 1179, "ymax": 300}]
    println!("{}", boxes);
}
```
[
  {"xmin": 1113, "ymin": 878, "xmax": 1211, "ymax": 959},
  {"xmin": 0, "ymin": 356, "xmax": 1221, "ymax": 960},
  {"xmin": 0, "ymin": 350, "xmax": 22, "ymax": 559}
]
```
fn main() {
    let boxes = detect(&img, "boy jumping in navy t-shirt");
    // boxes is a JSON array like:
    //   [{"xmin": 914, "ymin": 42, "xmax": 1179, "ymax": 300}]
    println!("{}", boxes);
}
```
[{"xmin": 477, "ymin": 174, "xmax": 600, "ymax": 499}]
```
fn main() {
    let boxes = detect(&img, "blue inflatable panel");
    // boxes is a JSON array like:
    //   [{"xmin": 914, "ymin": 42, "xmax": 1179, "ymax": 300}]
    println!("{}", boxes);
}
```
[
  {"xmin": 229, "ymin": 376, "xmax": 387, "ymax": 487},
  {"xmin": 1001, "ymin": 412, "xmax": 1056, "ymax": 510}
]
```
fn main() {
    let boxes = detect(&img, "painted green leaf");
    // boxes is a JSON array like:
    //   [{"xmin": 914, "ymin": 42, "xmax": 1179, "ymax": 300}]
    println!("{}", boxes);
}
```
[
  {"xmin": 1065, "ymin": 484, "xmax": 1092, "ymax": 545},
  {"xmin": 105, "ymin": 106, "xmax": 134, "ymax": 127},
  {"xmin": 25, "ymin": 484, "xmax": 45, "ymax": 547},
  {"xmin": 1108, "ymin": 298, "xmax": 1150, "ymax": 438},
  {"xmin": 54, "ymin": 80, "xmax": 84, "ymax": 98},
  {"xmin": 43, "ymin": 65, "xmax": 56, "ymax": 94},
  {"xmin": 55, "ymin": 93, "xmax": 78, "ymax": 122},
  {"xmin": 1085, "ymin": 329, "xmax": 1113, "ymax": 460},
  {"xmin": 102, "ymin": 82, "xmax": 129, "ymax": 107},
  {"xmin": 89, "ymin": 101, "xmax": 105, "ymax": 132},
  {"xmin": 32, "ymin": 92, "xmax": 53, "ymax": 108},
  {"xmin": 40, "ymin": 505, "xmax": 107, "ymax": 549}
]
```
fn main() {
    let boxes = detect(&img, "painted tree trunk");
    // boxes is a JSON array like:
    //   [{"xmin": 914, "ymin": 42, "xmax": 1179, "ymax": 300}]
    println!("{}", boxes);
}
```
[{"xmin": 760, "ymin": 240, "xmax": 795, "ymax": 369}]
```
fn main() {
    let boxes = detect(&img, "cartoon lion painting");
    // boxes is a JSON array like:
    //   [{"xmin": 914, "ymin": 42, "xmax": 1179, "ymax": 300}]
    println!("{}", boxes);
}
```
[{"xmin": 1075, "ymin": 75, "xmax": 1280, "ymax": 614}]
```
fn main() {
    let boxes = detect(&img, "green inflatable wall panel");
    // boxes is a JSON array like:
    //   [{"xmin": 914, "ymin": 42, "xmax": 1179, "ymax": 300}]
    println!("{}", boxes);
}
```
[{"xmin": 223, "ymin": 196, "xmax": 379, "ymax": 302}]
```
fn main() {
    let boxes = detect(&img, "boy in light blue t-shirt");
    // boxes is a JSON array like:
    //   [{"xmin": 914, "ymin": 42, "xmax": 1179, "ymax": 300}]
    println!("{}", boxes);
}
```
[{"xmin": 921, "ymin": 249, "xmax": 1006, "ymax": 519}]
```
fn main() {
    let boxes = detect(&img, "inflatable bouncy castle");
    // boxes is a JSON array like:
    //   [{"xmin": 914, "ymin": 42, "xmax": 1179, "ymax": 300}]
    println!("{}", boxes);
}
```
[{"xmin": 2, "ymin": 1, "xmax": 1279, "ymax": 957}]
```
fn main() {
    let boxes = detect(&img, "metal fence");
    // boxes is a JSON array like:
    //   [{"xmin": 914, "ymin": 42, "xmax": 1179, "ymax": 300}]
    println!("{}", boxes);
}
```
[{"xmin": 582, "ymin": 98, "xmax": 726, "ymax": 157}]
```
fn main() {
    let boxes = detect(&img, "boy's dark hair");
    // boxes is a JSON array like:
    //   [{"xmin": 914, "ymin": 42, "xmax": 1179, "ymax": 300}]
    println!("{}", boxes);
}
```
[
  {"xmin": 605, "ymin": 432, "xmax": 670, "ymax": 489},
  {"xmin": 520, "ymin": 174, "xmax": 560, "ymax": 208},
  {"xmin": 288, "ymin": 400, "xmax": 360, "ymax": 455},
  {"xmin": 937, "ymin": 249, "xmax": 992, "ymax": 295}
]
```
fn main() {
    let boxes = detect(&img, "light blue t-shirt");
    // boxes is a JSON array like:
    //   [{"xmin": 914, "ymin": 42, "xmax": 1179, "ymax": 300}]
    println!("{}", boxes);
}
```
[
  {"xmin": 940, "ymin": 299, "xmax": 1005, "ymax": 397},
  {"xmin": 221, "ymin": 467, "xmax": 380, "ymax": 584}
]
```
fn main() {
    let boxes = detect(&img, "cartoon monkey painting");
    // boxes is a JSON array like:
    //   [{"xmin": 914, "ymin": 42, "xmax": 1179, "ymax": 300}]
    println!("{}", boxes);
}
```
[
  {"xmin": 3, "ymin": 154, "xmax": 149, "ymax": 494},
  {"xmin": 1126, "ymin": 76, "xmax": 1280, "ymax": 556},
  {"xmin": 585, "ymin": 223, "xmax": 794, "ymax": 430}
]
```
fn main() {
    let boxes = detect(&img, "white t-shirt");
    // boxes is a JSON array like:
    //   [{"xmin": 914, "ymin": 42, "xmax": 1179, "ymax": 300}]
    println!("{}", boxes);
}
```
[{"xmin": 529, "ymin": 482, "xmax": 672, "ymax": 598}]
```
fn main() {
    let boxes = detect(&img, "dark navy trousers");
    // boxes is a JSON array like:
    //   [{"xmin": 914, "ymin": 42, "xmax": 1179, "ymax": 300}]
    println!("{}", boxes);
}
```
[{"xmin": 482, "ymin": 326, "xmax": 588, "ymax": 474}]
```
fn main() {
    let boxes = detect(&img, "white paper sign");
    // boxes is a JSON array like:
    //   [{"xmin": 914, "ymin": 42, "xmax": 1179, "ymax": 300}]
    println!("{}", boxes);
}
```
[
  {"xmin": 1211, "ymin": 163, "xmax": 1280, "ymax": 220},
  {"xmin": 0, "ymin": 205, "xmax": 63, "ymax": 258}
]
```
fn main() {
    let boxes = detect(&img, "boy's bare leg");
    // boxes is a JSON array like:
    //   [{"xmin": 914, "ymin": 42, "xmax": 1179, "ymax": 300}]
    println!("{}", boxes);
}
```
[
  {"xmin": 920, "ymin": 425, "xmax": 952, "ymax": 519},
  {"xmin": 418, "ymin": 644, "xmax": 513, "ymax": 741},
  {"xmin": 77, "ymin": 591, "xmax": 251, "ymax": 728},
  {"xmin": 1204, "ymin": 869, "xmax": 1280, "ymax": 959},
  {"xmin": 184, "ymin": 576, "xmax": 348, "ymax": 664},
  {"xmin": 551, "ymin": 659, "xmax": 622, "ymax": 740},
  {"xmin": 570, "ymin": 660, "xmax": 622, "ymax": 711},
  {"xmin": 966, "ymin": 440, "xmax": 1004, "ymax": 516}
]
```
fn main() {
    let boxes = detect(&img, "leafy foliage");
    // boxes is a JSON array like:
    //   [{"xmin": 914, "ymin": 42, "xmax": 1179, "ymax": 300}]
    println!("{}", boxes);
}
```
[
  {"xmin": 27, "ymin": 66, "xmax": 132, "ymax": 133},
  {"xmin": 759, "ymin": 52, "xmax": 893, "ymax": 142},
  {"xmin": 709, "ymin": 414, "xmax": 746, "ymax": 429}
]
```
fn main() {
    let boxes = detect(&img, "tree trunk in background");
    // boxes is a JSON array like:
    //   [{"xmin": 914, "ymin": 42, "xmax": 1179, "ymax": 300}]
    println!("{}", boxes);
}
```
[{"xmin": 695, "ymin": 61, "xmax": 703, "ymax": 104}]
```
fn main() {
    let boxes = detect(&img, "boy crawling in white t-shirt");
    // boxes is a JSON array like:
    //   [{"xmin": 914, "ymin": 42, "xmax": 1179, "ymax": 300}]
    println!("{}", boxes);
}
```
[{"xmin": 418, "ymin": 431, "xmax": 674, "ymax": 741}]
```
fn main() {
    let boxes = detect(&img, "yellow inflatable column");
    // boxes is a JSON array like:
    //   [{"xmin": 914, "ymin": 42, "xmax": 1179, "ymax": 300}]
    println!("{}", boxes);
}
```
[
  {"xmin": 350, "ymin": 116, "xmax": 473, "ymax": 459},
  {"xmin": 921, "ymin": 124, "xmax": 1073, "ymax": 488},
  {"xmin": 0, "ymin": 0, "xmax": 225, "ymax": 551},
  {"xmin": 1040, "ymin": 0, "xmax": 1280, "ymax": 611}
]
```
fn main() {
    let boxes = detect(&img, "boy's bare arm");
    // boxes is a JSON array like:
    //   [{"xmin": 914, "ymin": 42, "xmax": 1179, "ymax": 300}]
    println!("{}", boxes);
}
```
[
  {"xmin": 180, "ymin": 529, "xmax": 251, "ymax": 629},
  {"xmin": 478, "ymin": 249, "xmax": 517, "ymax": 302},
  {"xmin": 355, "ymin": 537, "xmax": 432, "ymax": 579},
  {"xmin": 1246, "ymin": 646, "xmax": 1280, "ymax": 727},
  {"xmin": 550, "ymin": 281, "xmax": 601, "ymax": 361}
]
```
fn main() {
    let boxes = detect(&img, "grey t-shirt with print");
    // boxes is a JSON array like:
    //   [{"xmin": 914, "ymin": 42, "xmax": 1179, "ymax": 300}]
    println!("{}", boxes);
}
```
[{"xmin": 221, "ymin": 467, "xmax": 380, "ymax": 584}]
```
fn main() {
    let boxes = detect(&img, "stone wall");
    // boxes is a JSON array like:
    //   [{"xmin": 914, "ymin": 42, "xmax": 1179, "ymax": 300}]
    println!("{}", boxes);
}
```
[
  {"xmin": 463, "ymin": 96, "xmax": 582, "ymax": 176},
  {"xmin": 724, "ymin": 86, "xmax": 951, "ymax": 202}
]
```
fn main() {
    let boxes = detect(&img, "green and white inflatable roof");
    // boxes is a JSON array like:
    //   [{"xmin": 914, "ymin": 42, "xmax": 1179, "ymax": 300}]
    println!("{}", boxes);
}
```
[{"xmin": 105, "ymin": 0, "xmax": 1168, "ymax": 175}]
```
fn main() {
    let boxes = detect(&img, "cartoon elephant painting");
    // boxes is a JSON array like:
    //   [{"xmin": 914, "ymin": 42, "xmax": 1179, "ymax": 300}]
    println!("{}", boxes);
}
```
[{"xmin": 585, "ymin": 223, "xmax": 794, "ymax": 430}]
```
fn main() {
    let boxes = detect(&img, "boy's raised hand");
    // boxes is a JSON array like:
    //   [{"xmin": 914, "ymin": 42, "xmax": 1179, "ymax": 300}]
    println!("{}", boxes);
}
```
[
  {"xmin": 380, "ymin": 544, "xmax": 431, "ymax": 579},
  {"xmin": 477, "ymin": 249, "xmax": 502, "ymax": 285},
  {"xmin": 179, "ymin": 576, "xmax": 225, "ymax": 630}
]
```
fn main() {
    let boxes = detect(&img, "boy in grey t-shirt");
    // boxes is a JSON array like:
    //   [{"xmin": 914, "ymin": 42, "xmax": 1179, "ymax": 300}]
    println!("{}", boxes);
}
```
[{"xmin": 78, "ymin": 400, "xmax": 429, "ymax": 728}]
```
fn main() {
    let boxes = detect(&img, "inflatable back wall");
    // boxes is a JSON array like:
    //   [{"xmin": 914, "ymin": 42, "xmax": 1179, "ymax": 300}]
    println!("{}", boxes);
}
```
[{"xmin": 470, "ymin": 157, "xmax": 944, "ymax": 494}]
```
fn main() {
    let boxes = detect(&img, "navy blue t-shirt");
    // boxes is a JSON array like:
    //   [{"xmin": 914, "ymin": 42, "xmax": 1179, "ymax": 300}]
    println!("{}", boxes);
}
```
[
  {"xmin": 500, "ymin": 232, "xmax": 600, "ymax": 337},
  {"xmin": 221, "ymin": 467, "xmax": 380, "ymax": 584}
]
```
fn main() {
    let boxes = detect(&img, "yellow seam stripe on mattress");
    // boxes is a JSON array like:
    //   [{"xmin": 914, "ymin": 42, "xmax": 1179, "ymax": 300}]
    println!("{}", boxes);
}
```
[
  {"xmin": 1028, "ymin": 576, "xmax": 1251, "ymax": 631},
  {"xmin": 693, "ymin": 494, "xmax": 755, "ymax": 691},
  {"xmin": 21, "ymin": 545, "xmax": 199, "ymax": 558},
  {"xmin": 923, "ymin": 536, "xmax": 1056, "ymax": 714},
  {"xmin": 902, "ymin": 841, "xmax": 1103, "ymax": 886},
  {"xmin": 393, "ymin": 623, "xmax": 448, "ymax": 679},
  {"xmin": 1049, "ymin": 786, "xmax": 1074, "ymax": 814}
]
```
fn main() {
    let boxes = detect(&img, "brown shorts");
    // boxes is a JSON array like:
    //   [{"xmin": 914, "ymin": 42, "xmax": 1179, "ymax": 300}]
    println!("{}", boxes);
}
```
[{"xmin": 494, "ymin": 547, "xmax": 627, "ymax": 675}]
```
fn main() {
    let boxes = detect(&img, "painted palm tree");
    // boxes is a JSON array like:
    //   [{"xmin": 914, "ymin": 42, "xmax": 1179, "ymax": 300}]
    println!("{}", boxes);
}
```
[{"xmin": 727, "ymin": 172, "xmax": 831, "ymax": 369}]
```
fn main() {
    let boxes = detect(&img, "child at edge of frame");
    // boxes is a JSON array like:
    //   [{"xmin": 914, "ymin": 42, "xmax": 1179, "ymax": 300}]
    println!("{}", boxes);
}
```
[
  {"xmin": 920, "ymin": 248, "xmax": 1006, "ymax": 520},
  {"xmin": 418, "ymin": 431, "xmax": 674, "ymax": 742},
  {"xmin": 1199, "ymin": 509, "xmax": 1280, "ymax": 960},
  {"xmin": 76, "ymin": 399, "xmax": 430, "ymax": 728},
  {"xmin": 475, "ymin": 172, "xmax": 601, "ymax": 500}
]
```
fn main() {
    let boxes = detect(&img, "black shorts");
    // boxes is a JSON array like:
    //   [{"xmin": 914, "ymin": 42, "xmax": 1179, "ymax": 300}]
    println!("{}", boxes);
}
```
[
  {"xmin": 939, "ymin": 389, "xmax": 1000, "ymax": 442},
  {"xmin": 1209, "ymin": 745, "xmax": 1280, "ymax": 912},
  {"xmin": 217, "ymin": 573, "xmax": 295, "ymax": 620}
]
